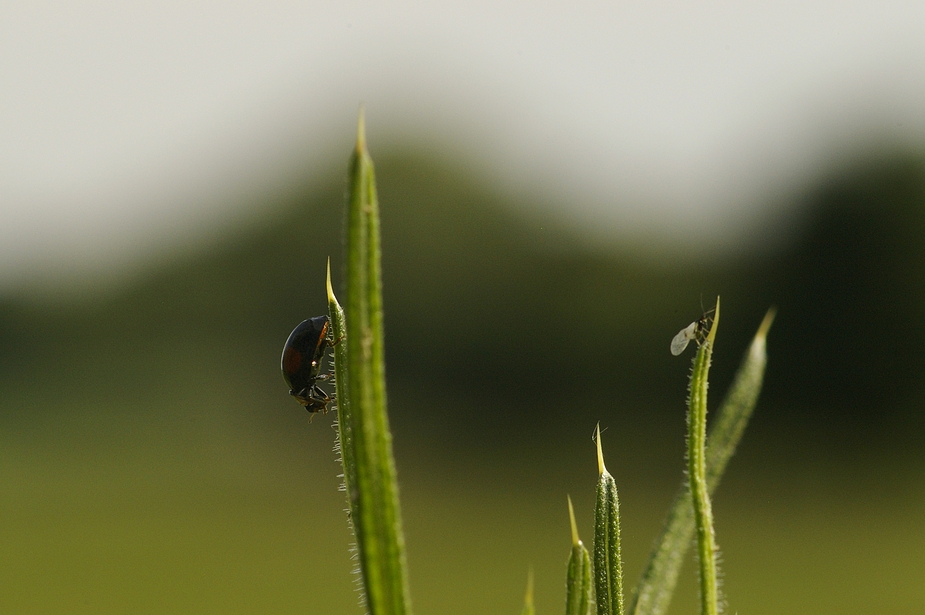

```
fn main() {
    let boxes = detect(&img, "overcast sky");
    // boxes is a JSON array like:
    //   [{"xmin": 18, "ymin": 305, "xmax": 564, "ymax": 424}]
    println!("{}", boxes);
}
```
[{"xmin": 2, "ymin": 1, "xmax": 924, "ymax": 289}]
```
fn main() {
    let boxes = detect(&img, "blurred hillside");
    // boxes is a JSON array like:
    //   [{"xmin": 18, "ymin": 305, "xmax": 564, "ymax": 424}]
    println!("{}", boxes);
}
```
[
  {"xmin": 3, "ymin": 149, "xmax": 923, "ymax": 449},
  {"xmin": 1, "ymin": 148, "xmax": 924, "ymax": 613}
]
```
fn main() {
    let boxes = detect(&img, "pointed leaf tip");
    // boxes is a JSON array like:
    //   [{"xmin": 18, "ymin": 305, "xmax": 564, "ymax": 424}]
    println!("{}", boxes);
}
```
[
  {"xmin": 356, "ymin": 106, "xmax": 367, "ymax": 154},
  {"xmin": 520, "ymin": 568, "xmax": 535, "ymax": 615},
  {"xmin": 595, "ymin": 423, "xmax": 606, "ymax": 476},
  {"xmin": 756, "ymin": 306, "xmax": 776, "ymax": 340},
  {"xmin": 748, "ymin": 305, "xmax": 775, "ymax": 360},
  {"xmin": 568, "ymin": 495, "xmax": 581, "ymax": 547},
  {"xmin": 326, "ymin": 257, "xmax": 335, "ymax": 303},
  {"xmin": 706, "ymin": 295, "xmax": 721, "ymax": 345}
]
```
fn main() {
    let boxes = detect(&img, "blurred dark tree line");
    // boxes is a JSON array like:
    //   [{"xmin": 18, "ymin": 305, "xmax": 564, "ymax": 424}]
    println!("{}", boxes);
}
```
[{"xmin": 1, "ymin": 148, "xmax": 923, "ymax": 460}]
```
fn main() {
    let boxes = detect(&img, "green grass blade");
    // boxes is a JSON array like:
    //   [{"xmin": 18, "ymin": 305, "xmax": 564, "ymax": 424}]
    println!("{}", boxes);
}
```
[
  {"xmin": 705, "ymin": 307, "xmax": 776, "ymax": 487},
  {"xmin": 566, "ymin": 496, "xmax": 593, "ymax": 615},
  {"xmin": 593, "ymin": 425, "xmax": 624, "ymax": 615},
  {"xmin": 687, "ymin": 297, "xmax": 721, "ymax": 615},
  {"xmin": 329, "ymin": 110, "xmax": 413, "ymax": 615},
  {"xmin": 630, "ymin": 305, "xmax": 775, "ymax": 615},
  {"xmin": 328, "ymin": 259, "xmax": 358, "ymax": 532}
]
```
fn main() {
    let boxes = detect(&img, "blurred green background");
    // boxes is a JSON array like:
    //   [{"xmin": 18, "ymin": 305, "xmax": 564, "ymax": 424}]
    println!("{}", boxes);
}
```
[{"xmin": 2, "ymin": 146, "xmax": 924, "ymax": 614}]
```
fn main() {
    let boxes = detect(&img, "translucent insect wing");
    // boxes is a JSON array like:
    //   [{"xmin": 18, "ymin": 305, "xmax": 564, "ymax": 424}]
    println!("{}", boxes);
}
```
[{"xmin": 670, "ymin": 321, "xmax": 697, "ymax": 356}]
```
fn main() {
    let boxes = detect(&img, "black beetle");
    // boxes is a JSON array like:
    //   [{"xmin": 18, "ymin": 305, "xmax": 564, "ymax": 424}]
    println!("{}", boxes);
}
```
[{"xmin": 281, "ymin": 315, "xmax": 334, "ymax": 412}]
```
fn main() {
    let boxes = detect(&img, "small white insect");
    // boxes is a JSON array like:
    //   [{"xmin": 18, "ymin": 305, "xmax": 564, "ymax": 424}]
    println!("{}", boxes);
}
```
[
  {"xmin": 670, "ymin": 309, "xmax": 714, "ymax": 356},
  {"xmin": 670, "ymin": 321, "xmax": 700, "ymax": 356}
]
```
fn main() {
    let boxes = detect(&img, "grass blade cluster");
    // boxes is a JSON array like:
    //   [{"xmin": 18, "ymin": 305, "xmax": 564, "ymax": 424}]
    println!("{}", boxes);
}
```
[
  {"xmin": 328, "ymin": 111, "xmax": 413, "ymax": 615},
  {"xmin": 629, "ymin": 305, "xmax": 775, "ymax": 615},
  {"xmin": 317, "ymin": 111, "xmax": 775, "ymax": 615}
]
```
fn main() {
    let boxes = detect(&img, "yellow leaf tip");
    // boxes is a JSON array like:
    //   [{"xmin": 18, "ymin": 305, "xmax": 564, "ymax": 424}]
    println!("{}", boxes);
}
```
[
  {"xmin": 749, "ymin": 305, "xmax": 776, "ymax": 359},
  {"xmin": 706, "ymin": 295, "xmax": 721, "ymax": 344},
  {"xmin": 757, "ymin": 306, "xmax": 777, "ymax": 339},
  {"xmin": 524, "ymin": 568, "xmax": 534, "ymax": 607},
  {"xmin": 567, "ymin": 495, "xmax": 581, "ymax": 546},
  {"xmin": 595, "ymin": 423, "xmax": 606, "ymax": 475},
  {"xmin": 356, "ymin": 106, "xmax": 367, "ymax": 154},
  {"xmin": 325, "ymin": 258, "xmax": 336, "ymax": 303}
]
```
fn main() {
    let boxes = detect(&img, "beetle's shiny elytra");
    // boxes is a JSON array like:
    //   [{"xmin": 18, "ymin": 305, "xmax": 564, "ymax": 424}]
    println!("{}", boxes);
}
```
[{"xmin": 281, "ymin": 315, "xmax": 334, "ymax": 412}]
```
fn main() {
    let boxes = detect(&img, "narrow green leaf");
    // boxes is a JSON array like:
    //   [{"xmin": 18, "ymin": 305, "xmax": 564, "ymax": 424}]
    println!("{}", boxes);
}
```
[
  {"xmin": 593, "ymin": 425, "xmax": 624, "ymax": 615},
  {"xmin": 330, "ymin": 110, "xmax": 413, "ymax": 615},
  {"xmin": 521, "ymin": 570, "xmax": 536, "ymax": 615},
  {"xmin": 566, "ymin": 496, "xmax": 593, "ymax": 615},
  {"xmin": 705, "ymin": 307, "xmax": 776, "ymax": 486},
  {"xmin": 328, "ymin": 259, "xmax": 356, "ymax": 521},
  {"xmin": 629, "ymin": 307, "xmax": 775, "ymax": 615},
  {"xmin": 687, "ymin": 297, "xmax": 721, "ymax": 615}
]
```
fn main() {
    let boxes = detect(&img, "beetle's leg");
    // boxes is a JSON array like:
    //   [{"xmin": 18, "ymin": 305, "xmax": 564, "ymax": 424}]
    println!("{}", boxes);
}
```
[{"xmin": 310, "ymin": 384, "xmax": 336, "ymax": 407}]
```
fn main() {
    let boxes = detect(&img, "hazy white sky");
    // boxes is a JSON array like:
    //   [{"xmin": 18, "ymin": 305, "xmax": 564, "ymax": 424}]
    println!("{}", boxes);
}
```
[{"xmin": 2, "ymin": 1, "xmax": 924, "ymax": 288}]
